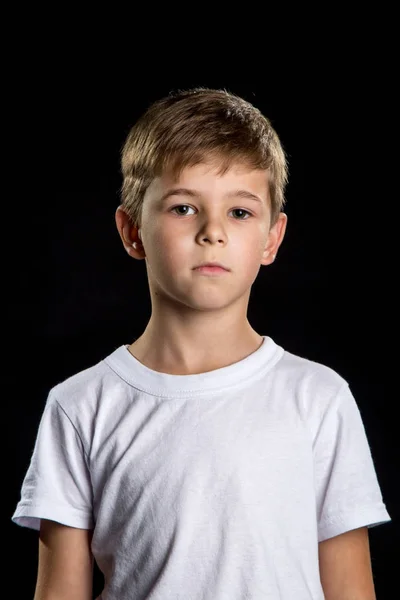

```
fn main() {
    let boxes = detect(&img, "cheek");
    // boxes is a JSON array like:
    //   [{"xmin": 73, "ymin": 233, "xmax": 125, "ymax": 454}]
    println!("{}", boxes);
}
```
[
  {"xmin": 233, "ymin": 231, "xmax": 266, "ymax": 260},
  {"xmin": 148, "ymin": 229, "xmax": 190, "ymax": 267}
]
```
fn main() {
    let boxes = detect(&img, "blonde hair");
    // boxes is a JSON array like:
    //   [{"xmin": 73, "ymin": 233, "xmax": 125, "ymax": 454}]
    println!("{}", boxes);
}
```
[{"xmin": 121, "ymin": 88, "xmax": 288, "ymax": 228}]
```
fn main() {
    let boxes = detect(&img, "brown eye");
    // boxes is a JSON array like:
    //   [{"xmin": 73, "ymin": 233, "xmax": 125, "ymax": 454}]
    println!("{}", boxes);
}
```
[
  {"xmin": 170, "ymin": 205, "xmax": 195, "ymax": 216},
  {"xmin": 231, "ymin": 209, "xmax": 251, "ymax": 220}
]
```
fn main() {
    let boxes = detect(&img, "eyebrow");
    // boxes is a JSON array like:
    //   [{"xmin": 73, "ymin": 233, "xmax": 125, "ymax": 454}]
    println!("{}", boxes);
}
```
[{"xmin": 159, "ymin": 188, "xmax": 263, "ymax": 204}]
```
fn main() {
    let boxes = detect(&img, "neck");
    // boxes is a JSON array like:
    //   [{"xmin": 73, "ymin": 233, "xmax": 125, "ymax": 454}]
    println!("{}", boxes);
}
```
[{"xmin": 128, "ymin": 314, "xmax": 263, "ymax": 376}]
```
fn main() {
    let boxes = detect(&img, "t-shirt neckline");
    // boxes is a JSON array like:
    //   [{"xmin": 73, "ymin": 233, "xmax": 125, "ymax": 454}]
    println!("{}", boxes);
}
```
[{"xmin": 103, "ymin": 335, "xmax": 284, "ymax": 397}]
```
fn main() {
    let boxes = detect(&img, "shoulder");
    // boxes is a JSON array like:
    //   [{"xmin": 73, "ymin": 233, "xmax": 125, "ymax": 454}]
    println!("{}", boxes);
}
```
[
  {"xmin": 270, "ymin": 342, "xmax": 352, "ymax": 426},
  {"xmin": 47, "ymin": 345, "xmax": 129, "ymax": 423},
  {"xmin": 277, "ymin": 345, "xmax": 348, "ymax": 399}
]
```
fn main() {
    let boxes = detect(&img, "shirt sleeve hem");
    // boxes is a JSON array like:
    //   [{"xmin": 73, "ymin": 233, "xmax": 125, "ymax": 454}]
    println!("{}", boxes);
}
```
[
  {"xmin": 318, "ymin": 503, "xmax": 391, "ymax": 542},
  {"xmin": 11, "ymin": 502, "xmax": 94, "ymax": 531}
]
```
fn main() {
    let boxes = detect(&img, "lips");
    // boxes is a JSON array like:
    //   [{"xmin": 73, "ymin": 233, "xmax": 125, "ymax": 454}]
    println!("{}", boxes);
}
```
[{"xmin": 194, "ymin": 263, "xmax": 230, "ymax": 271}]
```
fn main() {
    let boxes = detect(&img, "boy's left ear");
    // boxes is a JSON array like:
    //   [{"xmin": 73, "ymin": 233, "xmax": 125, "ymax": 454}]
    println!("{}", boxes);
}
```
[{"xmin": 261, "ymin": 212, "xmax": 288, "ymax": 265}]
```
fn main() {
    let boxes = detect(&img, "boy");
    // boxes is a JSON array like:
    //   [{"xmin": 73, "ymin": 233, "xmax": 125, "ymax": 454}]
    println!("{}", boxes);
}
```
[{"xmin": 13, "ymin": 88, "xmax": 391, "ymax": 599}]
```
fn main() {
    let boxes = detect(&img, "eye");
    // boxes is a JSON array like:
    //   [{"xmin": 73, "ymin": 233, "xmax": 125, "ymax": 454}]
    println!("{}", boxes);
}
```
[
  {"xmin": 170, "ymin": 205, "xmax": 252, "ymax": 220},
  {"xmin": 170, "ymin": 205, "xmax": 196, "ymax": 216},
  {"xmin": 231, "ymin": 208, "xmax": 252, "ymax": 220}
]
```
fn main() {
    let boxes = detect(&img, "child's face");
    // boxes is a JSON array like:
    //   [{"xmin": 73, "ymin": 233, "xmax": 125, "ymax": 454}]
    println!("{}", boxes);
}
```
[{"xmin": 135, "ymin": 161, "xmax": 286, "ymax": 311}]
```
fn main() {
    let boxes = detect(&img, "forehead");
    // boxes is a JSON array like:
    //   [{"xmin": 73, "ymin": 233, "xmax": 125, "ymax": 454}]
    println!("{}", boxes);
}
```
[{"xmin": 147, "ymin": 162, "xmax": 270, "ymax": 201}]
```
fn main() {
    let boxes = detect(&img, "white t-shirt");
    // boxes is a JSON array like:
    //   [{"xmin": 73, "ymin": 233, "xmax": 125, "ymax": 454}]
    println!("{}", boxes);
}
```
[{"xmin": 12, "ymin": 336, "xmax": 391, "ymax": 599}]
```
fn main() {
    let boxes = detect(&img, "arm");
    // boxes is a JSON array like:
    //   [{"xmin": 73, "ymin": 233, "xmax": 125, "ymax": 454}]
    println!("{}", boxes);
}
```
[
  {"xmin": 318, "ymin": 526, "xmax": 376, "ymax": 600},
  {"xmin": 34, "ymin": 519, "xmax": 94, "ymax": 600}
]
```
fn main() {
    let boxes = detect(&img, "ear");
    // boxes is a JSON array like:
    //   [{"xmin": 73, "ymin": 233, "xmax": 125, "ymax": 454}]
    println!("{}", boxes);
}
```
[
  {"xmin": 115, "ymin": 205, "xmax": 145, "ymax": 259},
  {"xmin": 261, "ymin": 212, "xmax": 288, "ymax": 266}
]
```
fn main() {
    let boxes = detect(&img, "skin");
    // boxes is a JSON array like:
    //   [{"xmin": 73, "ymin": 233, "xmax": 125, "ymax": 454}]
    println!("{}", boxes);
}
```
[
  {"xmin": 318, "ymin": 526, "xmax": 376, "ymax": 599},
  {"xmin": 34, "ymin": 520, "xmax": 93, "ymax": 599},
  {"xmin": 115, "ymin": 160, "xmax": 288, "ymax": 375}
]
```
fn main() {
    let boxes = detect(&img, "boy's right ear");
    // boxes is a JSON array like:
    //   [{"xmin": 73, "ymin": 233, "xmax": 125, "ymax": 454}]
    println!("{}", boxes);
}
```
[{"xmin": 115, "ymin": 205, "xmax": 145, "ymax": 259}]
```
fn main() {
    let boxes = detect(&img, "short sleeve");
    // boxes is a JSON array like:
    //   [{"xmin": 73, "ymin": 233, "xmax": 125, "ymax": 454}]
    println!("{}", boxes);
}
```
[
  {"xmin": 314, "ymin": 383, "xmax": 391, "ymax": 542},
  {"xmin": 12, "ymin": 392, "xmax": 94, "ymax": 531}
]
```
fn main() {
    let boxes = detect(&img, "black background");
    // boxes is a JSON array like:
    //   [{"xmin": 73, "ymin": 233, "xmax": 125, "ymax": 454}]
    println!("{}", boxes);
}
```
[{"xmin": 7, "ymin": 19, "xmax": 397, "ymax": 599}]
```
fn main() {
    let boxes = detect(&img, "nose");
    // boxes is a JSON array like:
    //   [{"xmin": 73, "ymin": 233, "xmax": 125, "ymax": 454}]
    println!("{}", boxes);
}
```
[{"xmin": 196, "ymin": 216, "xmax": 227, "ymax": 245}]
